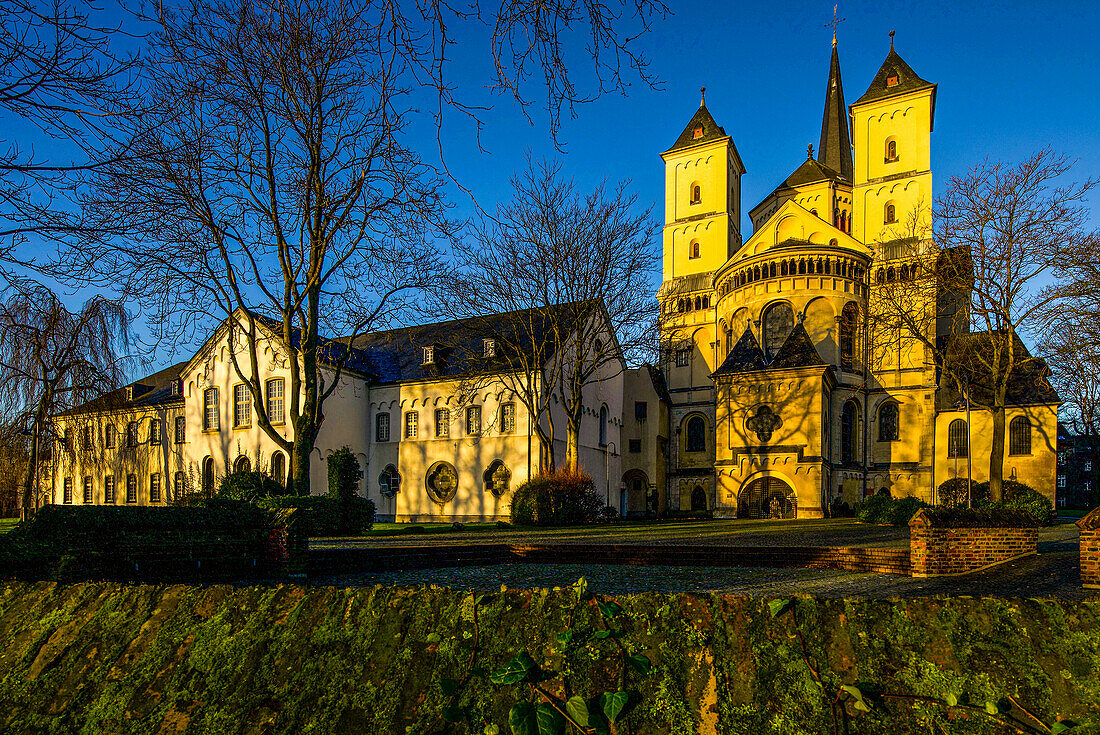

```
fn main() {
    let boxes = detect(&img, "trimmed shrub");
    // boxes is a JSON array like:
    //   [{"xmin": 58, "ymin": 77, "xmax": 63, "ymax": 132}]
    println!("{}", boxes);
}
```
[
  {"xmin": 217, "ymin": 470, "xmax": 284, "ymax": 502},
  {"xmin": 923, "ymin": 506, "xmax": 1040, "ymax": 528},
  {"xmin": 326, "ymin": 446, "xmax": 374, "ymax": 535},
  {"xmin": 973, "ymin": 480, "xmax": 1053, "ymax": 526},
  {"xmin": 855, "ymin": 493, "xmax": 930, "ymax": 526},
  {"xmin": 510, "ymin": 470, "xmax": 603, "ymax": 526},
  {"xmin": 257, "ymin": 494, "xmax": 374, "ymax": 537},
  {"xmin": 936, "ymin": 478, "xmax": 981, "ymax": 508}
]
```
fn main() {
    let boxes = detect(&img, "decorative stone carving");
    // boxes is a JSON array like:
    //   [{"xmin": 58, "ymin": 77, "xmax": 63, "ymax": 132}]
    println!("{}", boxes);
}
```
[{"xmin": 746, "ymin": 405, "xmax": 782, "ymax": 442}]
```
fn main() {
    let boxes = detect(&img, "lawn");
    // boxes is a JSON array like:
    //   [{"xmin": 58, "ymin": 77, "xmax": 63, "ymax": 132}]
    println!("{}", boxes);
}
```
[{"xmin": 0, "ymin": 517, "xmax": 19, "ymax": 535}]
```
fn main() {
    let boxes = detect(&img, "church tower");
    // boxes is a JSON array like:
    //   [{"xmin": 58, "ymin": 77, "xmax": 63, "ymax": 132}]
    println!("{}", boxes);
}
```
[{"xmin": 849, "ymin": 32, "xmax": 937, "ymax": 247}]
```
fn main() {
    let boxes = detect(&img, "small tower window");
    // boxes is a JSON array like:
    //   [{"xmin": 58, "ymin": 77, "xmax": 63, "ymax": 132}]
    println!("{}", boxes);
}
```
[
  {"xmin": 692, "ymin": 125, "xmax": 704, "ymax": 139},
  {"xmin": 689, "ymin": 240, "xmax": 700, "ymax": 259},
  {"xmin": 884, "ymin": 202, "xmax": 897, "ymax": 224},
  {"xmin": 422, "ymin": 345, "xmax": 435, "ymax": 365},
  {"xmin": 690, "ymin": 185, "xmax": 701, "ymax": 205},
  {"xmin": 885, "ymin": 139, "xmax": 898, "ymax": 162}
]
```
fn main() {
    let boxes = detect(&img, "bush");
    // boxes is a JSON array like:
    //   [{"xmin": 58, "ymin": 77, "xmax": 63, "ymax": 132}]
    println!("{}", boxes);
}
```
[
  {"xmin": 973, "ymin": 481, "xmax": 1053, "ymax": 526},
  {"xmin": 217, "ymin": 470, "xmax": 284, "ymax": 502},
  {"xmin": 257, "ymin": 494, "xmax": 374, "ymax": 536},
  {"xmin": 326, "ymin": 446, "xmax": 373, "ymax": 535},
  {"xmin": 855, "ymin": 493, "xmax": 930, "ymax": 526},
  {"xmin": 923, "ymin": 506, "xmax": 1040, "ymax": 528},
  {"xmin": 510, "ymin": 470, "xmax": 603, "ymax": 526},
  {"xmin": 937, "ymin": 478, "xmax": 980, "ymax": 508}
]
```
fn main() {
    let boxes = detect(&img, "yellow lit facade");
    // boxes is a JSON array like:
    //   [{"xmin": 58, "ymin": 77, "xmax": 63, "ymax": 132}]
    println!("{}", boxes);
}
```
[{"xmin": 659, "ymin": 36, "xmax": 1059, "ymax": 517}]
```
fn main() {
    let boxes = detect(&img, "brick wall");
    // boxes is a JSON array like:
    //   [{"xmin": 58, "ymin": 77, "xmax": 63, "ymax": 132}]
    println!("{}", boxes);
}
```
[
  {"xmin": 1077, "ymin": 507, "xmax": 1100, "ymax": 589},
  {"xmin": 909, "ymin": 509, "xmax": 1037, "ymax": 578}
]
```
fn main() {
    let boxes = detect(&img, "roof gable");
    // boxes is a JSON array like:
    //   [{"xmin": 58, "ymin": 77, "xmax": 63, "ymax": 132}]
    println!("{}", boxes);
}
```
[
  {"xmin": 712, "ymin": 322, "xmax": 825, "ymax": 378},
  {"xmin": 736, "ymin": 199, "xmax": 870, "ymax": 260},
  {"xmin": 712, "ymin": 327, "xmax": 766, "ymax": 376},
  {"xmin": 664, "ymin": 102, "xmax": 727, "ymax": 154},
  {"xmin": 854, "ymin": 43, "xmax": 935, "ymax": 107},
  {"xmin": 770, "ymin": 322, "xmax": 826, "ymax": 369}
]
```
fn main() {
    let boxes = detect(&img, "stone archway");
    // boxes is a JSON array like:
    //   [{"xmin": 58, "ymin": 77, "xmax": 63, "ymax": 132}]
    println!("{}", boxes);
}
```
[
  {"xmin": 738, "ymin": 476, "xmax": 797, "ymax": 519},
  {"xmin": 623, "ymin": 470, "xmax": 651, "ymax": 517},
  {"xmin": 690, "ymin": 485, "xmax": 707, "ymax": 511}
]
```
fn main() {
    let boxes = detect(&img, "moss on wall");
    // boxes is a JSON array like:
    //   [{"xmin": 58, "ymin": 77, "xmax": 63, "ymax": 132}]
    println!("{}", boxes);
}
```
[{"xmin": 0, "ymin": 581, "xmax": 1098, "ymax": 734}]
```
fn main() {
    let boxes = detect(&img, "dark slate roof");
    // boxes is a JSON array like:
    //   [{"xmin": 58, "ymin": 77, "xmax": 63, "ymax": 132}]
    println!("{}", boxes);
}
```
[
  {"xmin": 761, "ymin": 154, "xmax": 847, "ymax": 206},
  {"xmin": 713, "ymin": 323, "xmax": 826, "ymax": 378},
  {"xmin": 665, "ymin": 102, "xmax": 727, "ymax": 153},
  {"xmin": 644, "ymin": 363, "xmax": 673, "ymax": 405},
  {"xmin": 818, "ymin": 42, "xmax": 853, "ymax": 180},
  {"xmin": 935, "ymin": 331, "xmax": 1060, "ymax": 411},
  {"xmin": 713, "ymin": 328, "xmax": 766, "ymax": 376},
  {"xmin": 854, "ymin": 42, "xmax": 935, "ymax": 106},
  {"xmin": 55, "ymin": 362, "xmax": 188, "ymax": 418},
  {"xmin": 252, "ymin": 313, "xmax": 376, "ymax": 375},
  {"xmin": 347, "ymin": 302, "xmax": 595, "ymax": 385},
  {"xmin": 769, "ymin": 322, "xmax": 826, "ymax": 369}
]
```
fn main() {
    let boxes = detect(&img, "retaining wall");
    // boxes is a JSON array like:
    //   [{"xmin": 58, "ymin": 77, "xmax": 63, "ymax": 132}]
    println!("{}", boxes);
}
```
[{"xmin": 909, "ymin": 509, "xmax": 1037, "ymax": 577}]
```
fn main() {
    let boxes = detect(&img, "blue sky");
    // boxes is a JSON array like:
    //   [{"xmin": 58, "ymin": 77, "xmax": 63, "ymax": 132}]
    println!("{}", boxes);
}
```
[{"xmin": 431, "ymin": 0, "xmax": 1100, "ymax": 235}]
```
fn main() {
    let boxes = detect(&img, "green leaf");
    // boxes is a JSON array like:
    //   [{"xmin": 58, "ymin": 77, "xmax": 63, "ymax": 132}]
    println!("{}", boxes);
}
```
[
  {"xmin": 768, "ymin": 598, "xmax": 793, "ymax": 618},
  {"xmin": 984, "ymin": 701, "xmax": 999, "ymax": 715},
  {"xmin": 440, "ymin": 678, "xmax": 460, "ymax": 697},
  {"xmin": 600, "ymin": 691, "xmax": 629, "ymax": 723},
  {"xmin": 627, "ymin": 653, "xmax": 652, "ymax": 676},
  {"xmin": 565, "ymin": 696, "xmax": 590, "ymax": 727},
  {"xmin": 597, "ymin": 600, "xmax": 623, "ymax": 619},
  {"xmin": 491, "ymin": 652, "xmax": 538, "ymax": 685},
  {"xmin": 442, "ymin": 706, "xmax": 464, "ymax": 722},
  {"xmin": 1052, "ymin": 722, "xmax": 1076, "ymax": 734},
  {"xmin": 484, "ymin": 725, "xmax": 500, "ymax": 735},
  {"xmin": 535, "ymin": 703, "xmax": 565, "ymax": 734},
  {"xmin": 840, "ymin": 685, "xmax": 864, "ymax": 703},
  {"xmin": 509, "ymin": 702, "xmax": 564, "ymax": 735},
  {"xmin": 591, "ymin": 629, "xmax": 611, "ymax": 640},
  {"xmin": 572, "ymin": 577, "xmax": 588, "ymax": 598},
  {"xmin": 945, "ymin": 693, "xmax": 958, "ymax": 707},
  {"xmin": 424, "ymin": 632, "xmax": 442, "ymax": 644},
  {"xmin": 556, "ymin": 629, "xmax": 574, "ymax": 646},
  {"xmin": 853, "ymin": 699, "xmax": 870, "ymax": 713},
  {"xmin": 475, "ymin": 594, "xmax": 487, "ymax": 606}
]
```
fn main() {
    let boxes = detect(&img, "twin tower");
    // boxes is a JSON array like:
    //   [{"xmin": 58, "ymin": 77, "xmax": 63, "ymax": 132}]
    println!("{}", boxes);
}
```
[{"xmin": 656, "ymin": 35, "xmax": 940, "ymax": 515}]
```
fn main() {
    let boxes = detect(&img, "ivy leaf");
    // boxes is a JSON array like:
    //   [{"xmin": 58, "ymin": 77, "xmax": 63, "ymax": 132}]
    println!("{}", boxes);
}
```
[
  {"xmin": 591, "ymin": 629, "xmax": 611, "ymax": 640},
  {"xmin": 442, "ymin": 706, "xmax": 464, "ymax": 723},
  {"xmin": 597, "ymin": 600, "xmax": 623, "ymax": 619},
  {"xmin": 491, "ymin": 652, "xmax": 538, "ymax": 685},
  {"xmin": 484, "ymin": 725, "xmax": 500, "ymax": 735},
  {"xmin": 627, "ymin": 653, "xmax": 652, "ymax": 676},
  {"xmin": 945, "ymin": 693, "xmax": 959, "ymax": 707},
  {"xmin": 440, "ymin": 678, "xmax": 460, "ymax": 697},
  {"xmin": 1052, "ymin": 721, "xmax": 1077, "ymax": 734},
  {"xmin": 510, "ymin": 701, "xmax": 565, "ymax": 735},
  {"xmin": 572, "ymin": 577, "xmax": 588, "ymax": 598},
  {"xmin": 535, "ymin": 703, "xmax": 565, "ymax": 734},
  {"xmin": 556, "ymin": 629, "xmax": 574, "ymax": 646},
  {"xmin": 768, "ymin": 598, "xmax": 793, "ymax": 618},
  {"xmin": 984, "ymin": 701, "xmax": 999, "ymax": 715},
  {"xmin": 425, "ymin": 632, "xmax": 442, "ymax": 644},
  {"xmin": 600, "ymin": 691, "xmax": 629, "ymax": 723},
  {"xmin": 852, "ymin": 699, "xmax": 871, "ymax": 713},
  {"xmin": 841, "ymin": 685, "xmax": 872, "ymax": 711},
  {"xmin": 566, "ymin": 696, "xmax": 590, "ymax": 727}
]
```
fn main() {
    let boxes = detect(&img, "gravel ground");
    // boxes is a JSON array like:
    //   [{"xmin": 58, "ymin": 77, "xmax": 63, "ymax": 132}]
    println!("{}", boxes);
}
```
[{"xmin": 314, "ymin": 523, "xmax": 1093, "ymax": 599}]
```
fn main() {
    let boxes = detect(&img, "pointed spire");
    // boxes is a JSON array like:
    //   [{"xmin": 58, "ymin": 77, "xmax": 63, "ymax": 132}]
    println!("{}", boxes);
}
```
[
  {"xmin": 853, "ymin": 33, "xmax": 936, "ymax": 107},
  {"xmin": 700, "ymin": 86, "xmax": 706, "ymax": 106},
  {"xmin": 816, "ymin": 41, "xmax": 853, "ymax": 180},
  {"xmin": 889, "ymin": 29, "xmax": 895, "ymax": 50}
]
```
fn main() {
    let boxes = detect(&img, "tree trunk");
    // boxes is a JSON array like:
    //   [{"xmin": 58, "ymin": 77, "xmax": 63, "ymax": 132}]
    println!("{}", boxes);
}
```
[
  {"xmin": 565, "ymin": 406, "xmax": 581, "ymax": 471},
  {"xmin": 989, "ymin": 404, "xmax": 1006, "ymax": 502},
  {"xmin": 289, "ymin": 437, "xmax": 312, "ymax": 498}
]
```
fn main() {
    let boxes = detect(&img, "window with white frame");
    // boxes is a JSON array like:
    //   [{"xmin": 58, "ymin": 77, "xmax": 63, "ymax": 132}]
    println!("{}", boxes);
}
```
[
  {"xmin": 81, "ymin": 426, "xmax": 93, "ymax": 451},
  {"xmin": 501, "ymin": 403, "xmax": 516, "ymax": 434},
  {"xmin": 405, "ymin": 411, "xmax": 418, "ymax": 439},
  {"xmin": 174, "ymin": 471, "xmax": 185, "ymax": 499},
  {"xmin": 466, "ymin": 405, "xmax": 481, "ymax": 435},
  {"xmin": 82, "ymin": 476, "xmax": 92, "ymax": 504},
  {"xmin": 127, "ymin": 421, "xmax": 139, "ymax": 447},
  {"xmin": 233, "ymin": 384, "xmax": 251, "ymax": 427},
  {"xmin": 675, "ymin": 348, "xmax": 690, "ymax": 367},
  {"xmin": 104, "ymin": 476, "xmax": 115, "ymax": 504},
  {"xmin": 203, "ymin": 387, "xmax": 219, "ymax": 430},
  {"xmin": 376, "ymin": 412, "xmax": 390, "ymax": 442},
  {"xmin": 266, "ymin": 378, "xmax": 285, "ymax": 423},
  {"xmin": 150, "ymin": 418, "xmax": 162, "ymax": 445},
  {"xmin": 63, "ymin": 478, "xmax": 72, "ymax": 504},
  {"xmin": 435, "ymin": 408, "xmax": 450, "ymax": 438},
  {"xmin": 126, "ymin": 474, "xmax": 137, "ymax": 503},
  {"xmin": 105, "ymin": 424, "xmax": 116, "ymax": 449},
  {"xmin": 483, "ymin": 339, "xmax": 496, "ymax": 358},
  {"xmin": 150, "ymin": 473, "xmax": 161, "ymax": 503},
  {"xmin": 175, "ymin": 416, "xmax": 185, "ymax": 444},
  {"xmin": 422, "ymin": 345, "xmax": 435, "ymax": 365}
]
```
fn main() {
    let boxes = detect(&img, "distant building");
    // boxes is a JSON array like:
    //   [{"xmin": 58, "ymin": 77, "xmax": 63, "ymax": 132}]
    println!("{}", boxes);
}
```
[{"xmin": 1057, "ymin": 424, "xmax": 1100, "ymax": 510}]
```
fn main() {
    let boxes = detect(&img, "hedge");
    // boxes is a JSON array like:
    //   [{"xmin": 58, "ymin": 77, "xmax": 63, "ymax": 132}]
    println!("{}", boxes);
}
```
[
  {"xmin": 256, "ymin": 494, "xmax": 374, "ymax": 536},
  {"xmin": 921, "ymin": 506, "xmax": 1041, "ymax": 528},
  {"xmin": 510, "ymin": 470, "xmax": 611, "ymax": 526}
]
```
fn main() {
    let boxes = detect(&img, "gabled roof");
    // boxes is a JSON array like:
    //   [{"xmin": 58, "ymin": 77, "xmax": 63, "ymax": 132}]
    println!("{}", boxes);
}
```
[
  {"xmin": 935, "ymin": 331, "xmax": 1060, "ymax": 410},
  {"xmin": 54, "ymin": 362, "xmax": 188, "ymax": 418},
  {"xmin": 854, "ymin": 40, "xmax": 935, "ymax": 107},
  {"xmin": 770, "ymin": 322, "xmax": 826, "ymax": 369},
  {"xmin": 664, "ymin": 101, "xmax": 727, "ymax": 154},
  {"xmin": 817, "ymin": 42, "xmax": 853, "ymax": 180},
  {"xmin": 774, "ymin": 154, "xmax": 847, "ymax": 194},
  {"xmin": 712, "ymin": 328, "xmax": 765, "ymax": 377}
]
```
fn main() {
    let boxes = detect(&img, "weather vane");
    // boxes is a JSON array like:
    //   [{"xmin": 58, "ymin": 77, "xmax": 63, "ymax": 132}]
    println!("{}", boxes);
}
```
[{"xmin": 826, "ymin": 4, "xmax": 846, "ymax": 46}]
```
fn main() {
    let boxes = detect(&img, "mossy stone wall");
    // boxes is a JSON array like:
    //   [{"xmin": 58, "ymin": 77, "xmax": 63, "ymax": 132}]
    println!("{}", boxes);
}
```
[{"xmin": 0, "ymin": 581, "xmax": 1098, "ymax": 734}]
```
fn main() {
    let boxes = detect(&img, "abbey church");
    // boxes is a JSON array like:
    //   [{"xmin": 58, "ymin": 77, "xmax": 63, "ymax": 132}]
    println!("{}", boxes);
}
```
[{"xmin": 658, "ymin": 34, "xmax": 1060, "ymax": 518}]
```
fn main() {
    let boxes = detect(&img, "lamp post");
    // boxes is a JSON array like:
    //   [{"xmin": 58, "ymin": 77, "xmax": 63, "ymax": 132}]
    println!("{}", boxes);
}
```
[{"xmin": 604, "ymin": 441, "xmax": 617, "ymax": 508}]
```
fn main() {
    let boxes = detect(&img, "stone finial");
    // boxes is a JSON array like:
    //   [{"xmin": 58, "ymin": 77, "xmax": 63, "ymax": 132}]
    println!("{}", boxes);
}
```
[
  {"xmin": 700, "ymin": 86, "xmax": 706, "ymax": 106},
  {"xmin": 889, "ymin": 30, "xmax": 895, "ymax": 50},
  {"xmin": 1077, "ymin": 505, "xmax": 1100, "ymax": 532}
]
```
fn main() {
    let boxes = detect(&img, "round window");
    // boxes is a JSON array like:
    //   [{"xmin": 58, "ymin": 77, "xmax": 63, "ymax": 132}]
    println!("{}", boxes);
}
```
[{"xmin": 426, "ymin": 462, "xmax": 459, "ymax": 503}]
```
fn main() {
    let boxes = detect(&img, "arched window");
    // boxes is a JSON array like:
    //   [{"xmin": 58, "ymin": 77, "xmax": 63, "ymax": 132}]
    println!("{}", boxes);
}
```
[
  {"xmin": 839, "ymin": 302, "xmax": 858, "ymax": 370},
  {"xmin": 701, "ymin": 296, "xmax": 709, "ymax": 309},
  {"xmin": 762, "ymin": 301, "xmax": 795, "ymax": 360},
  {"xmin": 834, "ymin": 208, "xmax": 840, "ymax": 226},
  {"xmin": 690, "ymin": 184, "xmax": 701, "ymax": 205},
  {"xmin": 824, "ymin": 258, "xmax": 831, "ymax": 275},
  {"xmin": 1009, "ymin": 416, "xmax": 1032, "ymax": 455},
  {"xmin": 379, "ymin": 464, "xmax": 400, "ymax": 497},
  {"xmin": 781, "ymin": 260, "xmax": 789, "ymax": 276},
  {"xmin": 841, "ymin": 401, "xmax": 859, "ymax": 464},
  {"xmin": 769, "ymin": 262, "xmax": 776, "ymax": 278},
  {"xmin": 691, "ymin": 486, "xmax": 707, "ymax": 511},
  {"xmin": 271, "ymin": 452, "xmax": 286, "ymax": 487},
  {"xmin": 203, "ymin": 387, "xmax": 219, "ymax": 431},
  {"xmin": 886, "ymin": 139, "xmax": 898, "ymax": 162},
  {"xmin": 685, "ymin": 415, "xmax": 706, "ymax": 452},
  {"xmin": 484, "ymin": 460, "xmax": 511, "ymax": 496},
  {"xmin": 886, "ymin": 266, "xmax": 896, "ymax": 282},
  {"xmin": 599, "ymin": 404, "xmax": 609, "ymax": 447},
  {"xmin": 878, "ymin": 402, "xmax": 899, "ymax": 441},
  {"xmin": 811, "ymin": 208, "xmax": 818, "ymax": 217},
  {"xmin": 876, "ymin": 268, "xmax": 885, "ymax": 284},
  {"xmin": 202, "ymin": 456, "xmax": 215, "ymax": 495},
  {"xmin": 694, "ymin": 296, "xmax": 702, "ymax": 311},
  {"xmin": 233, "ymin": 455, "xmax": 251, "ymax": 474},
  {"xmin": 690, "ymin": 240, "xmax": 700, "ymax": 259},
  {"xmin": 948, "ymin": 419, "xmax": 968, "ymax": 458},
  {"xmin": 754, "ymin": 265, "xmax": 761, "ymax": 281},
  {"xmin": 840, "ymin": 210, "xmax": 848, "ymax": 232},
  {"xmin": 884, "ymin": 202, "xmax": 897, "ymax": 224},
  {"xmin": 799, "ymin": 259, "xmax": 806, "ymax": 275}
]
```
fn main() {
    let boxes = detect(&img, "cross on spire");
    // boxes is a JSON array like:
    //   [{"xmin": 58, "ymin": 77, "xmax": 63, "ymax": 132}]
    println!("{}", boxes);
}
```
[{"xmin": 826, "ymin": 4, "xmax": 846, "ymax": 46}]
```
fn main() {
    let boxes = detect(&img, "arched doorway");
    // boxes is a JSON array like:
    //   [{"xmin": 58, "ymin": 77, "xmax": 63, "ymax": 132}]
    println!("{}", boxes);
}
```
[
  {"xmin": 623, "ymin": 470, "xmax": 651, "ymax": 517},
  {"xmin": 201, "ymin": 456, "xmax": 215, "ymax": 496},
  {"xmin": 690, "ymin": 485, "xmax": 707, "ymax": 511},
  {"xmin": 738, "ymin": 477, "xmax": 797, "ymax": 519}
]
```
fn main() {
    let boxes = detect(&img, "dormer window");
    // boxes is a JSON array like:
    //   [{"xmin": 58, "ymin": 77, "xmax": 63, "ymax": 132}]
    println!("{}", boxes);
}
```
[
  {"xmin": 126, "ymin": 385, "xmax": 136, "ymax": 401},
  {"xmin": 692, "ymin": 125, "xmax": 704, "ymax": 139},
  {"xmin": 422, "ymin": 345, "xmax": 435, "ymax": 365},
  {"xmin": 482, "ymin": 339, "xmax": 496, "ymax": 358},
  {"xmin": 887, "ymin": 74, "xmax": 899, "ymax": 87}
]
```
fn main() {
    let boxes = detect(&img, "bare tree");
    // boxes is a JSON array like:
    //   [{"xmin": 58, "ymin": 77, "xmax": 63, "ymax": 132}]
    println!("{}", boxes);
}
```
[
  {"xmin": 445, "ymin": 159, "xmax": 658, "ymax": 472},
  {"xmin": 0, "ymin": 284, "xmax": 130, "ymax": 510},
  {"xmin": 871, "ymin": 149, "xmax": 1094, "ymax": 501},
  {"xmin": 0, "ymin": 0, "xmax": 139, "ymax": 268}
]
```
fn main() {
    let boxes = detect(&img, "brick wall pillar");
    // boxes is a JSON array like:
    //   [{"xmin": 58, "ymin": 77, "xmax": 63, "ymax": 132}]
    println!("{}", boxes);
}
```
[
  {"xmin": 1077, "ymin": 507, "xmax": 1100, "ymax": 590},
  {"xmin": 908, "ymin": 508, "xmax": 932, "ymax": 576}
]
